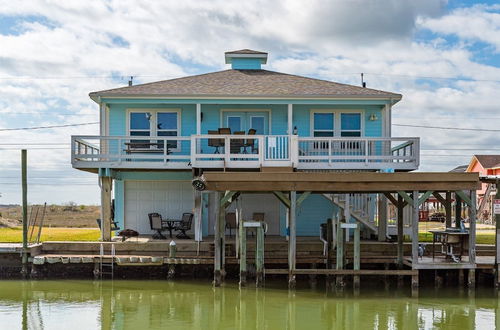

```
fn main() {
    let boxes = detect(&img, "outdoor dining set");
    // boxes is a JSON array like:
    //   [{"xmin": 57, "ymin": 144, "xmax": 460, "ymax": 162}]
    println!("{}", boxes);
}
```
[{"xmin": 208, "ymin": 128, "xmax": 258, "ymax": 154}]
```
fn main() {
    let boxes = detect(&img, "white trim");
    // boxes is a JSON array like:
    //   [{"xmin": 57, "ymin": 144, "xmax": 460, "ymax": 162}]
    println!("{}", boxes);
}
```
[
  {"xmin": 309, "ymin": 109, "xmax": 364, "ymax": 137},
  {"xmin": 288, "ymin": 104, "xmax": 293, "ymax": 135},
  {"xmin": 126, "ymin": 108, "xmax": 182, "ymax": 151},
  {"xmin": 220, "ymin": 108, "xmax": 272, "ymax": 134},
  {"xmin": 126, "ymin": 108, "xmax": 181, "ymax": 136},
  {"xmin": 196, "ymin": 103, "xmax": 201, "ymax": 135}
]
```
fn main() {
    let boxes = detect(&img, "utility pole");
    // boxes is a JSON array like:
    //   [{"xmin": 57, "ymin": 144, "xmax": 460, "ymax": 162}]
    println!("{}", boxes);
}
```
[{"xmin": 21, "ymin": 149, "xmax": 28, "ymax": 277}]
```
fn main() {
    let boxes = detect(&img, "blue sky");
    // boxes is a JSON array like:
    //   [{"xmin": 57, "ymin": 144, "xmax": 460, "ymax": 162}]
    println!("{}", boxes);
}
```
[{"xmin": 0, "ymin": 0, "xmax": 499, "ymax": 204}]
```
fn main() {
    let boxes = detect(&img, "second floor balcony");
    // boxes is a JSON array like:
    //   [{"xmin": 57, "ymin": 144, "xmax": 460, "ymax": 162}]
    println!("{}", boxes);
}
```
[{"xmin": 71, "ymin": 135, "xmax": 420, "ymax": 172}]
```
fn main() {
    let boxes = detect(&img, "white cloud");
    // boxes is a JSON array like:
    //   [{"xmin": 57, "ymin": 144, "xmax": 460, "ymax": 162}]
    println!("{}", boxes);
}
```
[{"xmin": 0, "ymin": 0, "xmax": 499, "ymax": 203}]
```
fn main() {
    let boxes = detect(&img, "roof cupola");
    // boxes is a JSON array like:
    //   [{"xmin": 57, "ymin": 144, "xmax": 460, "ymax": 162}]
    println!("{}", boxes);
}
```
[{"xmin": 225, "ymin": 49, "xmax": 268, "ymax": 70}]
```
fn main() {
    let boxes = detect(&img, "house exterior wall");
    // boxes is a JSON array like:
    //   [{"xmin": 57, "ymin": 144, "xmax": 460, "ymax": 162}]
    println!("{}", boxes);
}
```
[
  {"xmin": 468, "ymin": 161, "xmax": 488, "ymax": 195},
  {"xmin": 107, "ymin": 102, "xmax": 384, "ymax": 138}
]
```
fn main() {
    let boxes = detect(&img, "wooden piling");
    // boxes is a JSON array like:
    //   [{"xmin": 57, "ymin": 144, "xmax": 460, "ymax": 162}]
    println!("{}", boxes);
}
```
[
  {"xmin": 214, "ymin": 192, "xmax": 223, "ymax": 286},
  {"xmin": 353, "ymin": 224, "xmax": 360, "ymax": 289},
  {"xmin": 412, "ymin": 191, "xmax": 419, "ymax": 274},
  {"xmin": 239, "ymin": 213, "xmax": 247, "ymax": 287},
  {"xmin": 445, "ymin": 191, "xmax": 452, "ymax": 228},
  {"xmin": 468, "ymin": 269, "xmax": 476, "ymax": 288},
  {"xmin": 397, "ymin": 194, "xmax": 404, "ymax": 268},
  {"xmin": 378, "ymin": 195, "xmax": 387, "ymax": 242},
  {"xmin": 100, "ymin": 176, "xmax": 112, "ymax": 242},
  {"xmin": 455, "ymin": 193, "xmax": 462, "ymax": 228},
  {"xmin": 336, "ymin": 216, "xmax": 344, "ymax": 288},
  {"xmin": 256, "ymin": 224, "xmax": 264, "ymax": 287},
  {"xmin": 288, "ymin": 191, "xmax": 297, "ymax": 288},
  {"xmin": 21, "ymin": 150, "xmax": 28, "ymax": 277}
]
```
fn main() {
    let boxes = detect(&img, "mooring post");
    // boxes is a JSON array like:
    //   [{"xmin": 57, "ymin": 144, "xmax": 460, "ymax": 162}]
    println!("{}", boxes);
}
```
[
  {"xmin": 168, "ymin": 240, "xmax": 176, "ymax": 279},
  {"xmin": 214, "ymin": 192, "xmax": 223, "ymax": 287},
  {"xmin": 378, "ymin": 195, "xmax": 387, "ymax": 242},
  {"xmin": 239, "ymin": 216, "xmax": 247, "ymax": 287},
  {"xmin": 397, "ymin": 195, "xmax": 404, "ymax": 268},
  {"xmin": 411, "ymin": 191, "xmax": 419, "ymax": 291},
  {"xmin": 21, "ymin": 150, "xmax": 29, "ymax": 278},
  {"xmin": 468, "ymin": 269, "xmax": 476, "ymax": 288},
  {"xmin": 256, "ymin": 223, "xmax": 264, "ymax": 287},
  {"xmin": 326, "ymin": 218, "xmax": 333, "ymax": 286},
  {"xmin": 336, "ymin": 216, "xmax": 345, "ymax": 288},
  {"xmin": 288, "ymin": 191, "xmax": 297, "ymax": 288},
  {"xmin": 353, "ymin": 223, "xmax": 360, "ymax": 289}
]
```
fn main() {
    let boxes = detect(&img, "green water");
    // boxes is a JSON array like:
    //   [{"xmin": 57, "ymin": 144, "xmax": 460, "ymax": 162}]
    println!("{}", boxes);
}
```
[{"xmin": 0, "ymin": 280, "xmax": 498, "ymax": 329}]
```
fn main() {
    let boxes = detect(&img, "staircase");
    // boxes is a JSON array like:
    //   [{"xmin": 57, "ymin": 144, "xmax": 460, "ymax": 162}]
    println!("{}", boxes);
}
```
[{"xmin": 323, "ymin": 193, "xmax": 380, "ymax": 236}]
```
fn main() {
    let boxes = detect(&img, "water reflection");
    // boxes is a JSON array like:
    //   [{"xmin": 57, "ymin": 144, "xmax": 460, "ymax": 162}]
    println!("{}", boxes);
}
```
[{"xmin": 0, "ymin": 280, "xmax": 499, "ymax": 329}]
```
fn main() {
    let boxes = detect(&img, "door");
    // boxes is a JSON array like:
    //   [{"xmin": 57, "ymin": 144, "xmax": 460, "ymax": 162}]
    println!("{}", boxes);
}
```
[
  {"xmin": 124, "ymin": 180, "xmax": 194, "ymax": 234},
  {"xmin": 222, "ymin": 111, "xmax": 269, "ymax": 134}
]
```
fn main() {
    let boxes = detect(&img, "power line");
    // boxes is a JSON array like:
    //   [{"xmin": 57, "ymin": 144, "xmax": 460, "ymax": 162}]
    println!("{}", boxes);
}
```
[
  {"xmin": 366, "ymin": 72, "xmax": 500, "ymax": 83},
  {"xmin": 0, "ymin": 122, "xmax": 98, "ymax": 131},
  {"xmin": 393, "ymin": 123, "xmax": 500, "ymax": 132}
]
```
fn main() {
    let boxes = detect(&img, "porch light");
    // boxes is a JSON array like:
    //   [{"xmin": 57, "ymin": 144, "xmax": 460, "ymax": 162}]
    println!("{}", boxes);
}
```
[
  {"xmin": 369, "ymin": 114, "xmax": 378, "ymax": 121},
  {"xmin": 293, "ymin": 126, "xmax": 298, "ymax": 135},
  {"xmin": 192, "ymin": 178, "xmax": 206, "ymax": 191}
]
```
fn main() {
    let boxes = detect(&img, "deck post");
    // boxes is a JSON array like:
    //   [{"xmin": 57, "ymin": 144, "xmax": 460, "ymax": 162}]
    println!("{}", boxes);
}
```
[
  {"xmin": 353, "ymin": 224, "xmax": 360, "ymax": 289},
  {"xmin": 496, "ymin": 180, "xmax": 500, "ymax": 287},
  {"xmin": 445, "ymin": 191, "xmax": 452, "ymax": 228},
  {"xmin": 21, "ymin": 150, "xmax": 28, "ymax": 277},
  {"xmin": 397, "ymin": 194, "xmax": 404, "ymax": 268},
  {"xmin": 411, "ymin": 191, "xmax": 419, "ymax": 271},
  {"xmin": 100, "ymin": 176, "xmax": 112, "ymax": 242},
  {"xmin": 256, "ymin": 223, "xmax": 265, "ymax": 287},
  {"xmin": 378, "ymin": 195, "xmax": 387, "ymax": 241},
  {"xmin": 288, "ymin": 191, "xmax": 297, "ymax": 288},
  {"xmin": 468, "ymin": 269, "xmax": 476, "ymax": 288},
  {"xmin": 214, "ymin": 191, "xmax": 223, "ymax": 286},
  {"xmin": 455, "ymin": 193, "xmax": 462, "ymax": 228}
]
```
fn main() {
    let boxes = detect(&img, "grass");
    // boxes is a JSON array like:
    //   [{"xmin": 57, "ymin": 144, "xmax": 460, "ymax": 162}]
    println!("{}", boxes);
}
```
[
  {"xmin": 0, "ymin": 227, "xmax": 100, "ymax": 243},
  {"xmin": 418, "ymin": 232, "xmax": 495, "ymax": 245}
]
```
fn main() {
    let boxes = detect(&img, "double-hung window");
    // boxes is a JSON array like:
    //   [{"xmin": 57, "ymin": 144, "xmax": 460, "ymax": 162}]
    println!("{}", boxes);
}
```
[
  {"xmin": 129, "ymin": 112, "xmax": 151, "ymax": 144},
  {"xmin": 312, "ymin": 111, "xmax": 363, "ymax": 151},
  {"xmin": 340, "ymin": 113, "xmax": 361, "ymax": 137},
  {"xmin": 157, "ymin": 112, "xmax": 179, "ymax": 149}
]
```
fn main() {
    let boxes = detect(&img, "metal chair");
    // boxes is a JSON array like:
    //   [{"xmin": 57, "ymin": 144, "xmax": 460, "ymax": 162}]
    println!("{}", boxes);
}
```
[
  {"xmin": 218, "ymin": 128, "xmax": 231, "ymax": 153},
  {"xmin": 148, "ymin": 212, "xmax": 168, "ymax": 239},
  {"xmin": 231, "ymin": 131, "xmax": 245, "ymax": 154},
  {"xmin": 225, "ymin": 212, "xmax": 237, "ymax": 237},
  {"xmin": 243, "ymin": 128, "xmax": 257, "ymax": 153},
  {"xmin": 208, "ymin": 130, "xmax": 223, "ymax": 153},
  {"xmin": 173, "ymin": 213, "xmax": 193, "ymax": 239}
]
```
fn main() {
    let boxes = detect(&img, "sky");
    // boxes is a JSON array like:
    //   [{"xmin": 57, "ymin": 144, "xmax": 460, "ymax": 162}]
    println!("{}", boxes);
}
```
[{"xmin": 0, "ymin": 0, "xmax": 499, "ymax": 205}]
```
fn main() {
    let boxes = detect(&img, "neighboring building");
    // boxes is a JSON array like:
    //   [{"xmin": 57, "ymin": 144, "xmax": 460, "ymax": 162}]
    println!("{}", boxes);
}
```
[
  {"xmin": 466, "ymin": 155, "xmax": 500, "ymax": 222},
  {"xmin": 71, "ymin": 49, "xmax": 420, "ymax": 239}
]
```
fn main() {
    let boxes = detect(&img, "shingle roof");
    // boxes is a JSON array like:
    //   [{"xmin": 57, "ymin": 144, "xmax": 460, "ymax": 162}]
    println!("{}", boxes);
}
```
[
  {"xmin": 449, "ymin": 165, "xmax": 468, "ymax": 173},
  {"xmin": 90, "ymin": 69, "xmax": 401, "ymax": 99},
  {"xmin": 473, "ymin": 155, "xmax": 500, "ymax": 169},
  {"xmin": 225, "ymin": 49, "xmax": 268, "ymax": 55}
]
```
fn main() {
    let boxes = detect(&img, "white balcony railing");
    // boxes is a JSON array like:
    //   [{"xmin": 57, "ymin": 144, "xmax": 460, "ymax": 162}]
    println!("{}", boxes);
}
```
[{"xmin": 72, "ymin": 135, "xmax": 419, "ymax": 171}]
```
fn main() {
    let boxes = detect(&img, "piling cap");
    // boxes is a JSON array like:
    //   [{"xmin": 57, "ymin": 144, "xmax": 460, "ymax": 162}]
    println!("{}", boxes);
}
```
[{"xmin": 169, "ymin": 240, "xmax": 176, "ymax": 246}]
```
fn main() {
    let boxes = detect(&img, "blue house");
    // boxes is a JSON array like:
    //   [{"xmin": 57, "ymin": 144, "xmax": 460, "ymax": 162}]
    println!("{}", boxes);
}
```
[{"xmin": 72, "ymin": 49, "xmax": 419, "ymax": 241}]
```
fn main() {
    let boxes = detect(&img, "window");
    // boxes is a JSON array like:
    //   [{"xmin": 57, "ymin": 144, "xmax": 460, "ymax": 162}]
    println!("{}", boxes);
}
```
[
  {"xmin": 157, "ymin": 112, "xmax": 179, "ymax": 148},
  {"xmin": 313, "ymin": 113, "xmax": 334, "ymax": 137},
  {"xmin": 130, "ymin": 112, "xmax": 151, "ymax": 143},
  {"xmin": 250, "ymin": 116, "xmax": 265, "ymax": 134},
  {"xmin": 340, "ymin": 113, "xmax": 361, "ymax": 137},
  {"xmin": 227, "ymin": 116, "xmax": 242, "ymax": 132},
  {"xmin": 128, "ymin": 110, "xmax": 179, "ymax": 149}
]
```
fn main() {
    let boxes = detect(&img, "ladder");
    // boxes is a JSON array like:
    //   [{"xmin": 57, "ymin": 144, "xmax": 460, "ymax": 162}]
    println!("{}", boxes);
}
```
[{"xmin": 99, "ymin": 243, "xmax": 115, "ymax": 279}]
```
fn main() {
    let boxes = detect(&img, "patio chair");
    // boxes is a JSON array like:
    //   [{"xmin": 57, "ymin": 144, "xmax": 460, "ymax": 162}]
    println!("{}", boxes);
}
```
[
  {"xmin": 218, "ymin": 128, "xmax": 231, "ymax": 153},
  {"xmin": 208, "ymin": 130, "xmax": 223, "ymax": 154},
  {"xmin": 231, "ymin": 131, "xmax": 245, "ymax": 154},
  {"xmin": 173, "ymin": 213, "xmax": 193, "ymax": 239},
  {"xmin": 225, "ymin": 212, "xmax": 237, "ymax": 237},
  {"xmin": 243, "ymin": 128, "xmax": 257, "ymax": 153},
  {"xmin": 96, "ymin": 218, "xmax": 121, "ymax": 231},
  {"xmin": 148, "ymin": 212, "xmax": 168, "ymax": 239}
]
